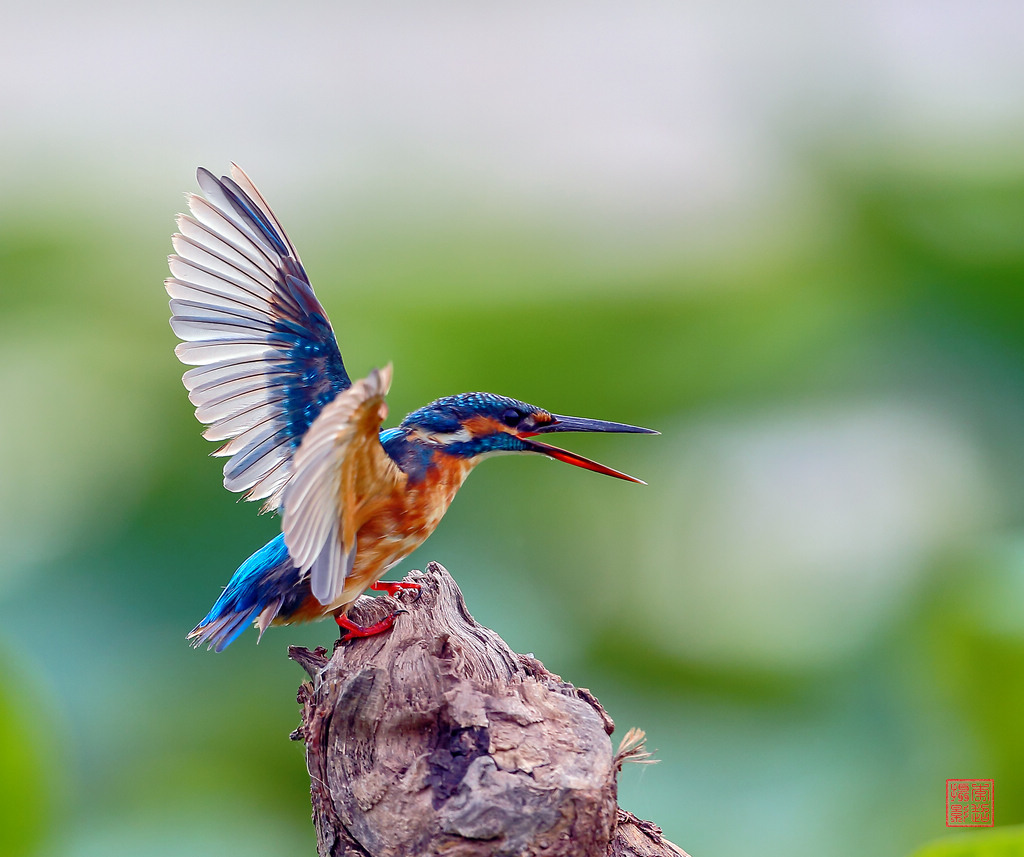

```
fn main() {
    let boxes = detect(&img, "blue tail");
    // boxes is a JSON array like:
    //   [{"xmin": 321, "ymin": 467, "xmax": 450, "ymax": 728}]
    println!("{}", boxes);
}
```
[{"xmin": 188, "ymin": 534, "xmax": 308, "ymax": 652}]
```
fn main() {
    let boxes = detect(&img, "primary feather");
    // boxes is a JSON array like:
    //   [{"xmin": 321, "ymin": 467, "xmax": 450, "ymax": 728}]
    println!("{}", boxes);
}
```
[{"xmin": 166, "ymin": 164, "xmax": 351, "ymax": 510}]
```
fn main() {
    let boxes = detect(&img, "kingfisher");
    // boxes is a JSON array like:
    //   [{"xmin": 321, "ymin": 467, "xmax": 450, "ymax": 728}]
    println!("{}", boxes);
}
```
[{"xmin": 166, "ymin": 164, "xmax": 656, "ymax": 651}]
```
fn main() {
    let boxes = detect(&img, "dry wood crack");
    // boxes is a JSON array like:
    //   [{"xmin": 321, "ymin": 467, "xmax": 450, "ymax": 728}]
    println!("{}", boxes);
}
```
[{"xmin": 290, "ymin": 562, "xmax": 688, "ymax": 857}]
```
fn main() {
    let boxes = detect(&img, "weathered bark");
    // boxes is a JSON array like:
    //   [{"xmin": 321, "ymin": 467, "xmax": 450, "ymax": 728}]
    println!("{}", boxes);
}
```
[{"xmin": 290, "ymin": 562, "xmax": 688, "ymax": 857}]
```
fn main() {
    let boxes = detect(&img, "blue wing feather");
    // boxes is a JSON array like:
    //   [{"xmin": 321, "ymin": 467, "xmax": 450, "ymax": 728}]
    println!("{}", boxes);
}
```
[{"xmin": 217, "ymin": 174, "xmax": 292, "ymax": 259}]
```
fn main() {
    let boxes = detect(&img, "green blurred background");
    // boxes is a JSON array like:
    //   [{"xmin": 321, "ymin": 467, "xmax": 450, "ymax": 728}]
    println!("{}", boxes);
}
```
[{"xmin": 3, "ymin": 3, "xmax": 1024, "ymax": 856}]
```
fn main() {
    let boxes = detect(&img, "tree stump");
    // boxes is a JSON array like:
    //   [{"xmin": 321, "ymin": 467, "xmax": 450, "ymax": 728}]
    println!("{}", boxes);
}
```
[{"xmin": 290, "ymin": 562, "xmax": 688, "ymax": 857}]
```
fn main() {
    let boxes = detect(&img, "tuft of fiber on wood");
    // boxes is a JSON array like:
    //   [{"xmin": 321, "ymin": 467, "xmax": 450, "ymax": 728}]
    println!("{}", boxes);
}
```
[
  {"xmin": 291, "ymin": 562, "xmax": 686, "ymax": 857},
  {"xmin": 614, "ymin": 727, "xmax": 657, "ymax": 770}
]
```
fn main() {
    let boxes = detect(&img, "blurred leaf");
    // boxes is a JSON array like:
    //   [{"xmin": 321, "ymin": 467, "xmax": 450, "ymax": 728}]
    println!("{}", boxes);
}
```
[
  {"xmin": 910, "ymin": 825, "xmax": 1024, "ymax": 857},
  {"xmin": 0, "ymin": 657, "xmax": 49, "ymax": 857}
]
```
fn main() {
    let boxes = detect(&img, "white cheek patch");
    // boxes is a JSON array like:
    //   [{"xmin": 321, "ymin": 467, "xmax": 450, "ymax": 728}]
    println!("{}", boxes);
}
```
[
  {"xmin": 413, "ymin": 427, "xmax": 474, "ymax": 446},
  {"xmin": 443, "ymin": 427, "xmax": 474, "ymax": 444}
]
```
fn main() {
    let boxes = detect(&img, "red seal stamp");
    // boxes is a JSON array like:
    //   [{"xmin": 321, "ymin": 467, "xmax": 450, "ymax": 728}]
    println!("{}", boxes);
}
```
[{"xmin": 946, "ymin": 779, "xmax": 994, "ymax": 827}]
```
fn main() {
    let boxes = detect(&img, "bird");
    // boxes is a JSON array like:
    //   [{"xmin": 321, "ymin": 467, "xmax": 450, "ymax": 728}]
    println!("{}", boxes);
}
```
[{"xmin": 166, "ymin": 164, "xmax": 656, "ymax": 651}]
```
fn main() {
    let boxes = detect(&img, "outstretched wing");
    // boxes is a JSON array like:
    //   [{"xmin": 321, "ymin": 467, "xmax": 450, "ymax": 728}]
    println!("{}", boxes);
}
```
[
  {"xmin": 282, "ymin": 364, "xmax": 402, "ymax": 605},
  {"xmin": 166, "ymin": 164, "xmax": 350, "ymax": 510}
]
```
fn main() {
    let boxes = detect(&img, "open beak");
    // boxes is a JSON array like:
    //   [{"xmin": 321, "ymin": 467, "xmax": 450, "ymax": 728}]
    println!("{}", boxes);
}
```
[{"xmin": 517, "ymin": 413, "xmax": 658, "ymax": 484}]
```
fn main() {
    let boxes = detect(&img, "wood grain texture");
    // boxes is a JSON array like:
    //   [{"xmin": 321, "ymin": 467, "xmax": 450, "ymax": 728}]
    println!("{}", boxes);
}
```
[{"xmin": 291, "ymin": 562, "xmax": 688, "ymax": 857}]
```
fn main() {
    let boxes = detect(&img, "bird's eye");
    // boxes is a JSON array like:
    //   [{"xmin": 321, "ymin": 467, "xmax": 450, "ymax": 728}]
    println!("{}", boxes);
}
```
[{"xmin": 501, "ymin": 408, "xmax": 522, "ymax": 427}]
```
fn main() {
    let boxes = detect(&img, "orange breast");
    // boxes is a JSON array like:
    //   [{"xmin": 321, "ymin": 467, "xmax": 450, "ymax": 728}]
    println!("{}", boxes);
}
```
[{"xmin": 316, "ymin": 451, "xmax": 475, "ymax": 617}]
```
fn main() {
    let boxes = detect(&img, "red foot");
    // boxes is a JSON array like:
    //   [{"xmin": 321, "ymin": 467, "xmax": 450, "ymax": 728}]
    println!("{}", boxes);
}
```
[
  {"xmin": 335, "ymin": 610, "xmax": 405, "ymax": 641},
  {"xmin": 370, "ymin": 580, "xmax": 422, "ymax": 597}
]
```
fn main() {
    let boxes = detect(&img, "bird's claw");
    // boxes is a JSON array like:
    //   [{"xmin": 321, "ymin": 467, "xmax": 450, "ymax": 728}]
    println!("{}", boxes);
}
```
[
  {"xmin": 370, "ymin": 580, "xmax": 422, "ymax": 598},
  {"xmin": 335, "ymin": 608, "xmax": 406, "ymax": 642}
]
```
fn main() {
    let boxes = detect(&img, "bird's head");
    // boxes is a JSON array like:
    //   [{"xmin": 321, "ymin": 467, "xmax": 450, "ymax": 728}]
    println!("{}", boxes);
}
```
[{"xmin": 396, "ymin": 392, "xmax": 657, "ymax": 483}]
